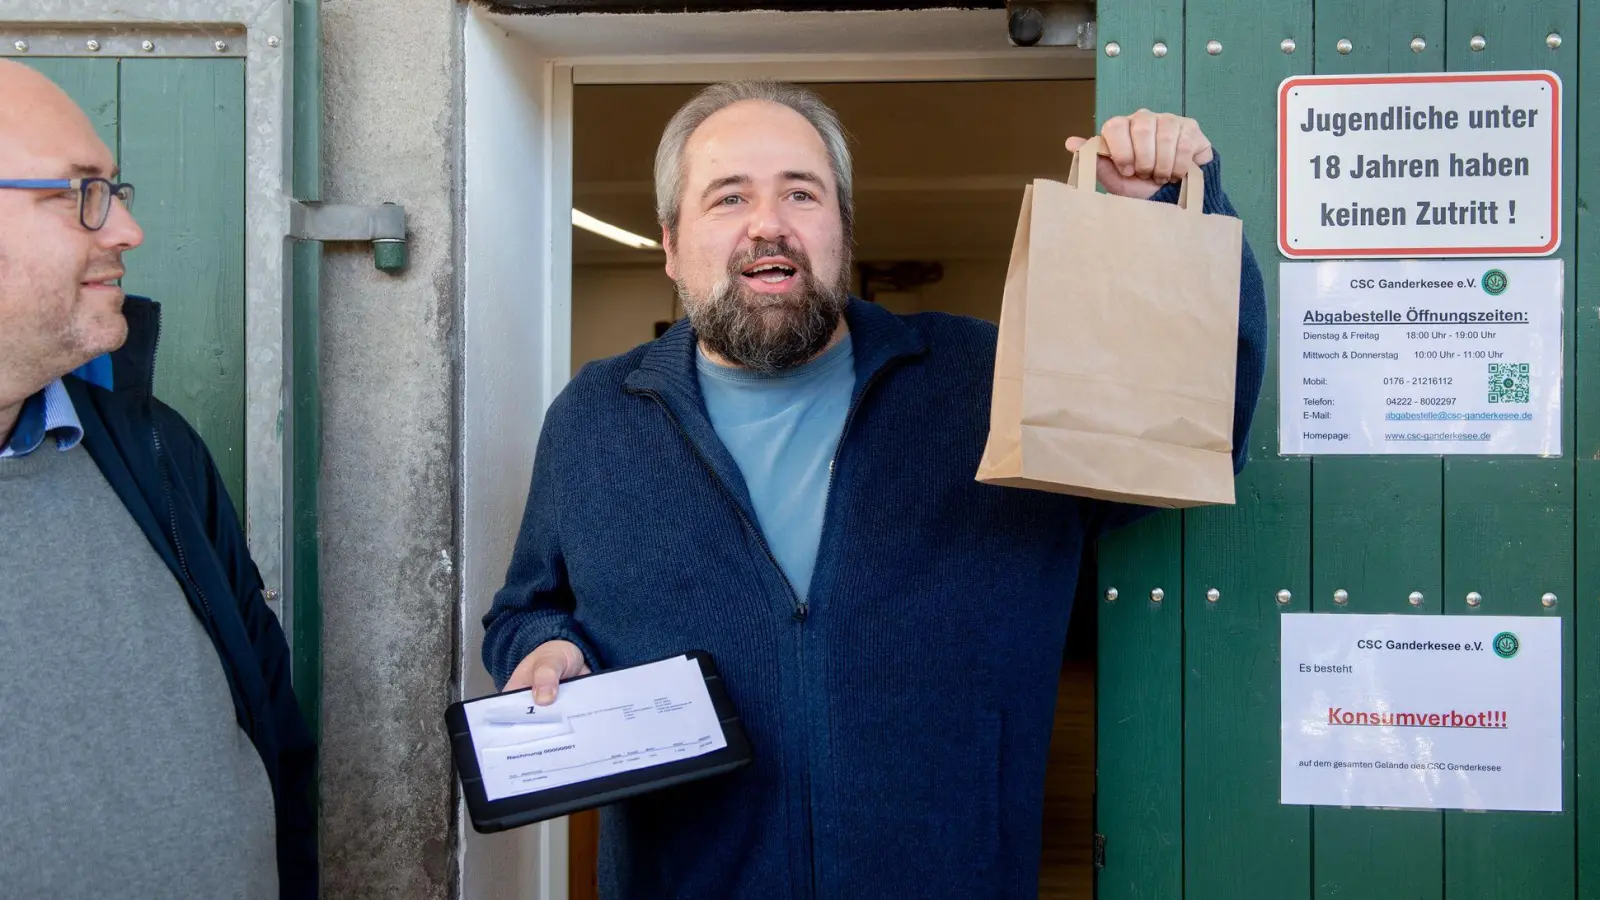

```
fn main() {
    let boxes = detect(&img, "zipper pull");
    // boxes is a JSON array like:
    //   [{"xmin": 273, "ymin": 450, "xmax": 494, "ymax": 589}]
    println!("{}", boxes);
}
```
[{"xmin": 793, "ymin": 601, "xmax": 809, "ymax": 623}]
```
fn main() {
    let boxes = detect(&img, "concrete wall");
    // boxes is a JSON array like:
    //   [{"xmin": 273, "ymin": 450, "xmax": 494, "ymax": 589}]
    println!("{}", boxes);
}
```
[{"xmin": 318, "ymin": 0, "xmax": 460, "ymax": 895}]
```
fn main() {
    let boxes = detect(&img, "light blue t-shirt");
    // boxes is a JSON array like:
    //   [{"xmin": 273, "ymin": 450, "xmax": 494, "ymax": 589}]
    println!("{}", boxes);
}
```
[{"xmin": 696, "ymin": 334, "xmax": 855, "ymax": 602}]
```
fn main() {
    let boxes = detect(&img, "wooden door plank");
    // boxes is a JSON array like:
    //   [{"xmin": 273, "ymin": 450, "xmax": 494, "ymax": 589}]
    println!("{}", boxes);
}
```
[
  {"xmin": 1038, "ymin": 658, "xmax": 1096, "ymax": 900},
  {"xmin": 1580, "ymin": 462, "xmax": 1600, "ymax": 899},
  {"xmin": 1180, "ymin": 2, "xmax": 1313, "ymax": 897},
  {"xmin": 118, "ymin": 59, "xmax": 248, "ymax": 511},
  {"xmin": 1184, "ymin": 0, "xmax": 1311, "ymax": 464},
  {"xmin": 1580, "ymin": 0, "xmax": 1600, "ymax": 462},
  {"xmin": 1579, "ymin": 2, "xmax": 1600, "ymax": 895},
  {"xmin": 1183, "ymin": 462, "xmax": 1312, "ymax": 899},
  {"xmin": 1307, "ymin": 4, "xmax": 1447, "ymax": 899},
  {"xmin": 1310, "ymin": 458, "xmax": 1445, "ymax": 900},
  {"xmin": 568, "ymin": 809, "xmax": 600, "ymax": 900},
  {"xmin": 1441, "ymin": 460, "xmax": 1574, "ymax": 897},
  {"xmin": 1441, "ymin": 3, "xmax": 1578, "ymax": 898},
  {"xmin": 1096, "ymin": 512, "xmax": 1184, "ymax": 900},
  {"xmin": 1311, "ymin": 2, "xmax": 1447, "ymax": 75},
  {"xmin": 291, "ymin": 239, "xmax": 322, "ymax": 736},
  {"xmin": 1091, "ymin": 3, "xmax": 1186, "ymax": 899},
  {"xmin": 1094, "ymin": 0, "xmax": 1182, "ymax": 128}
]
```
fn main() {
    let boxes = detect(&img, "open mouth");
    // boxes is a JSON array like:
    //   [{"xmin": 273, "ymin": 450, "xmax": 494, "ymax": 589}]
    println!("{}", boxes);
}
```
[{"xmin": 740, "ymin": 259, "xmax": 799, "ymax": 291}]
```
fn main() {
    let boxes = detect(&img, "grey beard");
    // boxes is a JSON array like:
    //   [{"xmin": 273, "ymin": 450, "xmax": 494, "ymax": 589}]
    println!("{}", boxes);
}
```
[{"xmin": 678, "ymin": 263, "xmax": 850, "ymax": 374}]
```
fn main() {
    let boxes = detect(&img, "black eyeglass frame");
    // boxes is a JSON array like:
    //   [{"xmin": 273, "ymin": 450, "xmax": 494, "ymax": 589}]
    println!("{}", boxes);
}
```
[{"xmin": 0, "ymin": 177, "xmax": 136, "ymax": 231}]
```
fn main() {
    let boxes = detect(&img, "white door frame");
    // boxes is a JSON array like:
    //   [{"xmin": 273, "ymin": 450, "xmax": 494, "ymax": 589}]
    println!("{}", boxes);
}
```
[{"xmin": 459, "ymin": 9, "xmax": 1093, "ymax": 899}]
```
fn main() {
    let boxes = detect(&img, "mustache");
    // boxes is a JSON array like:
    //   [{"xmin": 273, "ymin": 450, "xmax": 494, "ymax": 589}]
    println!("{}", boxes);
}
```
[
  {"xmin": 678, "ymin": 234, "xmax": 850, "ymax": 373},
  {"xmin": 726, "ymin": 239, "xmax": 812, "ymax": 278}
]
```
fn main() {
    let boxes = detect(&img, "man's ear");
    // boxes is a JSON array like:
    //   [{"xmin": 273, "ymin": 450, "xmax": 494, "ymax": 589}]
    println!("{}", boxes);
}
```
[{"xmin": 662, "ymin": 226, "xmax": 677, "ymax": 280}]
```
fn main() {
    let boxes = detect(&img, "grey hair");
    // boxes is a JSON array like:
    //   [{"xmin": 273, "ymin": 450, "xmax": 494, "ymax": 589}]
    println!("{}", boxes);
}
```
[{"xmin": 654, "ymin": 80, "xmax": 854, "ymax": 240}]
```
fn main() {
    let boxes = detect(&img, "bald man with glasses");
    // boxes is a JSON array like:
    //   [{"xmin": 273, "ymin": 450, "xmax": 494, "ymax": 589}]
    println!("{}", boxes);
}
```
[{"xmin": 0, "ymin": 60, "xmax": 317, "ymax": 898}]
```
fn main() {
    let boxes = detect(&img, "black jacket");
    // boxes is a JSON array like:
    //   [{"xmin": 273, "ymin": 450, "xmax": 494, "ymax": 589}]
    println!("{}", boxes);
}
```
[{"xmin": 61, "ymin": 295, "xmax": 318, "ymax": 897}]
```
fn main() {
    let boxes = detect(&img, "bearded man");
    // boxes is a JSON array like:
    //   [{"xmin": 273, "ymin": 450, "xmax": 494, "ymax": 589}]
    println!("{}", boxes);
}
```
[{"xmin": 482, "ymin": 80, "xmax": 1266, "ymax": 900}]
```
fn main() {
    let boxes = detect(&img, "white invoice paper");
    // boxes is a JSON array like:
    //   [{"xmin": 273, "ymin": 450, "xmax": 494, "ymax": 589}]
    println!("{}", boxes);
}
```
[
  {"xmin": 463, "ymin": 655, "xmax": 728, "ymax": 802},
  {"xmin": 1278, "ymin": 258, "xmax": 1563, "ymax": 456}
]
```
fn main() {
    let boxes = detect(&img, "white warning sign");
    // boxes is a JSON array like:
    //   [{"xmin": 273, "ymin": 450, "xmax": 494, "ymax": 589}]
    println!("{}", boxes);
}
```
[{"xmin": 1277, "ymin": 71, "xmax": 1561, "ymax": 259}]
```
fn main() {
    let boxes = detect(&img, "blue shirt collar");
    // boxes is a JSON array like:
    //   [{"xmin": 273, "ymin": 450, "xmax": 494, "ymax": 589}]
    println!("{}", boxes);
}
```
[{"xmin": 0, "ymin": 379, "xmax": 83, "ymax": 458}]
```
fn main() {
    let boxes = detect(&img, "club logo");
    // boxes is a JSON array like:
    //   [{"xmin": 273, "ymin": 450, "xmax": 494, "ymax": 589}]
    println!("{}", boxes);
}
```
[
  {"xmin": 1493, "ymin": 631, "xmax": 1519, "ymax": 659},
  {"xmin": 1482, "ymin": 268, "xmax": 1509, "ymax": 296}
]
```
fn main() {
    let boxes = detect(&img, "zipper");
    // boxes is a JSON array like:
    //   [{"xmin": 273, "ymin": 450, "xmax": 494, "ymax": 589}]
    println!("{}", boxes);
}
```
[
  {"xmin": 796, "ymin": 587, "xmax": 811, "ymax": 899},
  {"xmin": 137, "ymin": 298, "xmax": 161, "ymax": 401},
  {"xmin": 633, "ymin": 387, "xmax": 814, "ymax": 895},
  {"xmin": 802, "ymin": 362, "xmax": 895, "ymax": 898},
  {"xmin": 636, "ymin": 357, "xmax": 902, "ymax": 899},
  {"xmin": 151, "ymin": 410, "xmax": 259, "ymax": 743}
]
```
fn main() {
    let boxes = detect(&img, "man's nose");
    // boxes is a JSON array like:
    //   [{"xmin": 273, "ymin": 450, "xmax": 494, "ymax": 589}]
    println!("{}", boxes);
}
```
[
  {"xmin": 99, "ymin": 198, "xmax": 144, "ymax": 251},
  {"xmin": 745, "ymin": 195, "xmax": 793, "ymax": 243}
]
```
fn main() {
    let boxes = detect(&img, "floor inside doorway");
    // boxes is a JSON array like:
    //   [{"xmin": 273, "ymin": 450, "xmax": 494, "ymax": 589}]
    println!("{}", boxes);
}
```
[{"xmin": 567, "ymin": 77, "xmax": 1099, "ymax": 900}]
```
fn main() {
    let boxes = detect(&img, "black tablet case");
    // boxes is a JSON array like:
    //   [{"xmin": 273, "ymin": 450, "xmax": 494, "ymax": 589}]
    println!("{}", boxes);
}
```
[{"xmin": 446, "ymin": 650, "xmax": 754, "ymax": 834}]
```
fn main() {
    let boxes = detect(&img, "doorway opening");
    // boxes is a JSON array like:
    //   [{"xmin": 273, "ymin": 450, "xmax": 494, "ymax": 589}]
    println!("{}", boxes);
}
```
[
  {"xmin": 461, "ymin": 8, "xmax": 1102, "ymax": 898},
  {"xmin": 564, "ymin": 76, "xmax": 1100, "ymax": 900}
]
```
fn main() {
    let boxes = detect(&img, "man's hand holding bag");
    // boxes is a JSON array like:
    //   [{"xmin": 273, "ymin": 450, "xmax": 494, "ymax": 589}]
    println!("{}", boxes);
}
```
[{"xmin": 976, "ymin": 112, "xmax": 1244, "ymax": 508}]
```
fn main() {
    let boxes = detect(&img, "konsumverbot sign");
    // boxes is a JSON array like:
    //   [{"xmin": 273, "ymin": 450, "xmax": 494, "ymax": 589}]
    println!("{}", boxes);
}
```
[
  {"xmin": 1324, "ymin": 706, "xmax": 1508, "ymax": 729},
  {"xmin": 1281, "ymin": 612, "xmax": 1562, "ymax": 812}
]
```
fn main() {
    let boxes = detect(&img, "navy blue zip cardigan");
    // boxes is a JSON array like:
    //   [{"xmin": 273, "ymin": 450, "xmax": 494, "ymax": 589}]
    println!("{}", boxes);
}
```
[
  {"xmin": 484, "ymin": 156, "xmax": 1266, "ymax": 899},
  {"xmin": 61, "ymin": 296, "xmax": 318, "ymax": 898}
]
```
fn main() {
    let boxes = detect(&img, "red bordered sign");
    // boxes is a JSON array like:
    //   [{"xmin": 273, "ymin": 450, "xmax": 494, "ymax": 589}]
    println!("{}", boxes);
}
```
[{"xmin": 1277, "ymin": 71, "xmax": 1561, "ymax": 259}]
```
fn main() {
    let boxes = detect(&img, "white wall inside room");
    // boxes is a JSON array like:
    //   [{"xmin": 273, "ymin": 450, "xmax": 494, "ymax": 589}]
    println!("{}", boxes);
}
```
[
  {"xmin": 572, "ymin": 264, "xmax": 678, "ymax": 373},
  {"xmin": 869, "ymin": 259, "xmax": 1012, "ymax": 322},
  {"xmin": 570, "ymin": 78, "xmax": 1096, "ymax": 365}
]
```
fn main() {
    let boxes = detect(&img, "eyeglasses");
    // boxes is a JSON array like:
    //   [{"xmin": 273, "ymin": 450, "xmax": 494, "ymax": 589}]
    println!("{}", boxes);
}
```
[{"xmin": 0, "ymin": 177, "xmax": 136, "ymax": 231}]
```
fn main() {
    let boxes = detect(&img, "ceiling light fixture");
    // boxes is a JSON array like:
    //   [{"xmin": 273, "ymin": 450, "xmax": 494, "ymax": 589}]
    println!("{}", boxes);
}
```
[{"xmin": 572, "ymin": 208, "xmax": 661, "ymax": 250}]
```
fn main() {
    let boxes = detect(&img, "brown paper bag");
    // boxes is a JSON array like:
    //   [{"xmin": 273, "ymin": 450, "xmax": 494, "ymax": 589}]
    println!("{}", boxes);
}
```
[{"xmin": 975, "ymin": 136, "xmax": 1243, "ymax": 508}]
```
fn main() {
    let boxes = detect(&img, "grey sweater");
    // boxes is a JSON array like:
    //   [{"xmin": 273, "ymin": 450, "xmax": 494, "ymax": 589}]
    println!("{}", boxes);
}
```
[{"xmin": 0, "ymin": 444, "xmax": 278, "ymax": 899}]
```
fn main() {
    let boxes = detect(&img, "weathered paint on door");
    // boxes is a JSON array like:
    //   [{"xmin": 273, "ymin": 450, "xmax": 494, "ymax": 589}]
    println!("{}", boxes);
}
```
[
  {"xmin": 1093, "ymin": 1, "xmax": 1591, "ymax": 897},
  {"xmin": 22, "ymin": 57, "xmax": 248, "ymax": 512}
]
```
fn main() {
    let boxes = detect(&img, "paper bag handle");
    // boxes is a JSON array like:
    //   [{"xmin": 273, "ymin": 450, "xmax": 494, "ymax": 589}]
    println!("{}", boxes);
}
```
[{"xmin": 1066, "ymin": 135, "xmax": 1206, "ymax": 216}]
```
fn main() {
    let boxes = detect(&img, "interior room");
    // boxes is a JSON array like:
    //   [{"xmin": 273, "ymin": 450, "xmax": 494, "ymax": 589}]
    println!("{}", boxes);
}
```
[
  {"xmin": 569, "ymin": 79, "xmax": 1092, "ymax": 366},
  {"xmin": 563, "ymin": 77, "xmax": 1101, "ymax": 900}
]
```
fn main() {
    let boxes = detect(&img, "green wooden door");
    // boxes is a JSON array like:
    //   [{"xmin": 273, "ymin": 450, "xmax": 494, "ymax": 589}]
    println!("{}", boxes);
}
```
[
  {"xmin": 1093, "ymin": 1, "xmax": 1590, "ymax": 897},
  {"xmin": 22, "ymin": 56, "xmax": 248, "ymax": 512}
]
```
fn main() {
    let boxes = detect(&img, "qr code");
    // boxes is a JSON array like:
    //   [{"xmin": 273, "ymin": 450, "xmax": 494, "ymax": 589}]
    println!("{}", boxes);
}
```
[{"xmin": 1488, "ymin": 363, "xmax": 1530, "ymax": 404}]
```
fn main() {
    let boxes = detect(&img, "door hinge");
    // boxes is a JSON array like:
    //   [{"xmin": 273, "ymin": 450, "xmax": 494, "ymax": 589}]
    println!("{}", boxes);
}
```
[
  {"xmin": 289, "ymin": 200, "xmax": 409, "ymax": 273},
  {"xmin": 1093, "ymin": 832, "xmax": 1106, "ymax": 869},
  {"xmin": 1005, "ymin": 1, "xmax": 1096, "ymax": 49}
]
